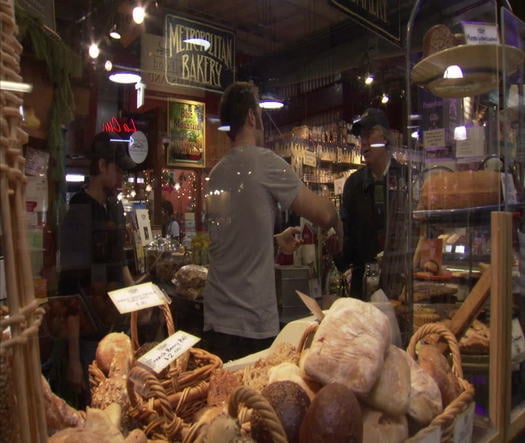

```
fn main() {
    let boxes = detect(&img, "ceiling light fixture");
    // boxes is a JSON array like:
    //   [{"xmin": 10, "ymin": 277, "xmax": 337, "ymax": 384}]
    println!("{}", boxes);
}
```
[
  {"xmin": 183, "ymin": 38, "xmax": 211, "ymax": 50},
  {"xmin": 364, "ymin": 74, "xmax": 374, "ymax": 85},
  {"xmin": 104, "ymin": 60, "xmax": 113, "ymax": 71},
  {"xmin": 109, "ymin": 24, "xmax": 121, "ymax": 39},
  {"xmin": 218, "ymin": 125, "xmax": 231, "ymax": 131},
  {"xmin": 88, "ymin": 42, "xmax": 100, "ymax": 59},
  {"xmin": 259, "ymin": 94, "xmax": 284, "ymax": 110},
  {"xmin": 381, "ymin": 93, "xmax": 390, "ymax": 104},
  {"xmin": 132, "ymin": 5, "xmax": 145, "ymax": 24},
  {"xmin": 109, "ymin": 72, "xmax": 142, "ymax": 84}
]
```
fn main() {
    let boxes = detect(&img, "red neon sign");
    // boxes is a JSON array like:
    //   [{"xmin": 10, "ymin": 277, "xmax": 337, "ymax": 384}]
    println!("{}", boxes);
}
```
[{"xmin": 102, "ymin": 116, "xmax": 137, "ymax": 133}]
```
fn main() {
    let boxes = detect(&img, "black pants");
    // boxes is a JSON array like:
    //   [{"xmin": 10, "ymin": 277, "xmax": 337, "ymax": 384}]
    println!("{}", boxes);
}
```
[{"xmin": 201, "ymin": 330, "xmax": 274, "ymax": 363}]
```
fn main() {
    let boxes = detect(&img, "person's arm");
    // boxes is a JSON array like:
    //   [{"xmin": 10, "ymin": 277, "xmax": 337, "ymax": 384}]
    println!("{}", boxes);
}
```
[{"xmin": 290, "ymin": 186, "xmax": 343, "ymax": 252}]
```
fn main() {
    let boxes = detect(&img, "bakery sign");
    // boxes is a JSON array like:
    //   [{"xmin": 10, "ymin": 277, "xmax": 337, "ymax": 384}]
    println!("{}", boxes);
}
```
[
  {"xmin": 329, "ymin": 0, "xmax": 401, "ymax": 46},
  {"xmin": 164, "ymin": 14, "xmax": 235, "ymax": 93}
]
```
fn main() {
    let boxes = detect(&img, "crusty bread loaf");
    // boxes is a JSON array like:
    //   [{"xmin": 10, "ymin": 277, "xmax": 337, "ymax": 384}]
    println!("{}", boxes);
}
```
[
  {"xmin": 268, "ymin": 362, "xmax": 321, "ymax": 400},
  {"xmin": 95, "ymin": 332, "xmax": 132, "ymax": 376},
  {"xmin": 301, "ymin": 297, "xmax": 391, "ymax": 395},
  {"xmin": 363, "ymin": 345, "xmax": 411, "ymax": 416},
  {"xmin": 419, "ymin": 170, "xmax": 500, "ymax": 210},
  {"xmin": 422, "ymin": 24, "xmax": 456, "ymax": 57},
  {"xmin": 362, "ymin": 407, "xmax": 408, "ymax": 443},
  {"xmin": 403, "ymin": 351, "xmax": 443, "ymax": 425},
  {"xmin": 418, "ymin": 345, "xmax": 462, "ymax": 407}
]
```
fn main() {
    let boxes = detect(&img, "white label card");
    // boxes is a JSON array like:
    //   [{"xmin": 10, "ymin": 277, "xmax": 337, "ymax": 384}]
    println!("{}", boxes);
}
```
[
  {"xmin": 138, "ymin": 330, "xmax": 200, "ymax": 374},
  {"xmin": 108, "ymin": 282, "xmax": 169, "ymax": 314},
  {"xmin": 303, "ymin": 151, "xmax": 317, "ymax": 167},
  {"xmin": 462, "ymin": 22, "xmax": 499, "ymax": 45},
  {"xmin": 296, "ymin": 290, "xmax": 325, "ymax": 321},
  {"xmin": 423, "ymin": 128, "xmax": 446, "ymax": 149},
  {"xmin": 511, "ymin": 318, "xmax": 525, "ymax": 363}
]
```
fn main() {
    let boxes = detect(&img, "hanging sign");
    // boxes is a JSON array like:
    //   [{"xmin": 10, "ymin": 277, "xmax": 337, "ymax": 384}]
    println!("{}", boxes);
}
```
[
  {"xmin": 102, "ymin": 116, "xmax": 138, "ymax": 134},
  {"xmin": 329, "ymin": 0, "xmax": 401, "ymax": 46},
  {"xmin": 164, "ymin": 14, "xmax": 235, "ymax": 93}
]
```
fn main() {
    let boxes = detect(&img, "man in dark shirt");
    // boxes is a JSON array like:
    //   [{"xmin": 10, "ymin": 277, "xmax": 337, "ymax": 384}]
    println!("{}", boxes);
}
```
[
  {"xmin": 58, "ymin": 132, "xmax": 136, "ymax": 398},
  {"xmin": 335, "ymin": 108, "xmax": 409, "ymax": 300}
]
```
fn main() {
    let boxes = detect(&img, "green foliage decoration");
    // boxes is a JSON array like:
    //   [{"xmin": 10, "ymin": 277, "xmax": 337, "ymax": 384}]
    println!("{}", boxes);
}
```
[{"xmin": 15, "ymin": 3, "xmax": 83, "ymax": 223}]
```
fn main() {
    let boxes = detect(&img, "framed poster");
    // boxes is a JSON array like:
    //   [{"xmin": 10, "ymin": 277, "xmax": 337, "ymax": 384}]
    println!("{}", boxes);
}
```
[{"xmin": 167, "ymin": 99, "xmax": 206, "ymax": 168}]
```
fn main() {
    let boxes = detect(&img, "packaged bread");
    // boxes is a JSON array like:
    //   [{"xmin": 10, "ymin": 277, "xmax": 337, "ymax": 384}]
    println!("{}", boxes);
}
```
[
  {"xmin": 300, "ymin": 297, "xmax": 391, "ymax": 395},
  {"xmin": 363, "ymin": 345, "xmax": 411, "ymax": 417}
]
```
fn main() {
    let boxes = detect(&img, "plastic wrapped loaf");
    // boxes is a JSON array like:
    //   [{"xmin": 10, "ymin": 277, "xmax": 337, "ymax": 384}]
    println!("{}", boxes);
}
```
[
  {"xmin": 419, "ymin": 170, "xmax": 500, "ymax": 210},
  {"xmin": 172, "ymin": 264, "xmax": 208, "ymax": 300}
]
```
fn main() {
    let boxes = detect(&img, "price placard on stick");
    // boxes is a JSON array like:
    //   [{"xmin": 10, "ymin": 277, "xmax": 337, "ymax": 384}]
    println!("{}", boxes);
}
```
[
  {"xmin": 138, "ymin": 331, "xmax": 200, "ymax": 374},
  {"xmin": 108, "ymin": 282, "xmax": 169, "ymax": 314}
]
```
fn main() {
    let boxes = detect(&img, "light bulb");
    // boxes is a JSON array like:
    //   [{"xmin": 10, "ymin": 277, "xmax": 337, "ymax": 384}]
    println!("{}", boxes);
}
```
[
  {"xmin": 88, "ymin": 43, "xmax": 100, "ymax": 59},
  {"xmin": 104, "ymin": 60, "xmax": 113, "ymax": 71},
  {"xmin": 132, "ymin": 6, "xmax": 145, "ymax": 24},
  {"xmin": 381, "ymin": 93, "xmax": 389, "ymax": 104},
  {"xmin": 364, "ymin": 74, "xmax": 374, "ymax": 85}
]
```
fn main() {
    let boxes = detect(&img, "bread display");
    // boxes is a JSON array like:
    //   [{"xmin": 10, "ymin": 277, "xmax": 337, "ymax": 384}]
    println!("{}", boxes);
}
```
[
  {"xmin": 419, "ymin": 170, "xmax": 500, "ymax": 210},
  {"xmin": 300, "ymin": 297, "xmax": 391, "ymax": 395},
  {"xmin": 459, "ymin": 319, "xmax": 490, "ymax": 354}
]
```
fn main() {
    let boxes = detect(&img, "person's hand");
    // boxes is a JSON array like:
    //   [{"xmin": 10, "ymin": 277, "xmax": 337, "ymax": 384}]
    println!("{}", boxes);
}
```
[
  {"xmin": 325, "ymin": 220, "xmax": 343, "ymax": 255},
  {"xmin": 274, "ymin": 226, "xmax": 302, "ymax": 254}
]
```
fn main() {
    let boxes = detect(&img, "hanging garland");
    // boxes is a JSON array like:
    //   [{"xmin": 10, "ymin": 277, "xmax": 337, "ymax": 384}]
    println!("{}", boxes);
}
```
[{"xmin": 15, "ymin": 4, "xmax": 83, "ymax": 223}]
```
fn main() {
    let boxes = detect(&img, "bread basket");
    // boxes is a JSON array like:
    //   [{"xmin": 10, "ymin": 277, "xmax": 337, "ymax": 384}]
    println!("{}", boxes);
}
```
[
  {"xmin": 182, "ymin": 386, "xmax": 288, "ymax": 443},
  {"xmin": 407, "ymin": 322, "xmax": 475, "ymax": 443}
]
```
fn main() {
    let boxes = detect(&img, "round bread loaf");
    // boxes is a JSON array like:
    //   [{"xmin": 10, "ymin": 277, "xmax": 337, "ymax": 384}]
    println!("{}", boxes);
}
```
[
  {"xmin": 422, "ymin": 24, "xmax": 456, "ymax": 57},
  {"xmin": 252, "ymin": 380, "xmax": 310, "ymax": 443},
  {"xmin": 299, "ymin": 383, "xmax": 363, "ymax": 443},
  {"xmin": 95, "ymin": 332, "xmax": 132, "ymax": 375}
]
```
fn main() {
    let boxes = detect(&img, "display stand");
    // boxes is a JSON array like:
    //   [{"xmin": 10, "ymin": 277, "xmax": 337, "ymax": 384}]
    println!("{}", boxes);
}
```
[{"xmin": 405, "ymin": 1, "xmax": 525, "ymax": 441}]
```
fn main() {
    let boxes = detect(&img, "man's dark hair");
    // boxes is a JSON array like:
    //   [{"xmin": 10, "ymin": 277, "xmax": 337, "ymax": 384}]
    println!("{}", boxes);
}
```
[
  {"xmin": 220, "ymin": 81, "xmax": 259, "ymax": 141},
  {"xmin": 88, "ymin": 131, "xmax": 136, "ymax": 175},
  {"xmin": 161, "ymin": 200, "xmax": 174, "ymax": 216}
]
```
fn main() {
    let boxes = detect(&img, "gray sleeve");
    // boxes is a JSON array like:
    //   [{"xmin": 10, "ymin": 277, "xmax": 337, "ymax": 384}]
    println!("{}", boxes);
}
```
[{"xmin": 259, "ymin": 150, "xmax": 304, "ymax": 210}]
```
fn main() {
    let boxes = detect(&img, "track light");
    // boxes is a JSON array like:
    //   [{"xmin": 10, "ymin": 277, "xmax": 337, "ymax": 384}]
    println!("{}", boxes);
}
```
[
  {"xmin": 259, "ymin": 93, "xmax": 284, "ymax": 110},
  {"xmin": 104, "ymin": 60, "xmax": 113, "ymax": 71},
  {"xmin": 88, "ymin": 42, "xmax": 100, "ymax": 59},
  {"xmin": 132, "ymin": 5, "xmax": 145, "ymax": 24},
  {"xmin": 364, "ymin": 74, "xmax": 374, "ymax": 85},
  {"xmin": 109, "ymin": 24, "xmax": 121, "ymax": 39},
  {"xmin": 381, "ymin": 93, "xmax": 389, "ymax": 104}
]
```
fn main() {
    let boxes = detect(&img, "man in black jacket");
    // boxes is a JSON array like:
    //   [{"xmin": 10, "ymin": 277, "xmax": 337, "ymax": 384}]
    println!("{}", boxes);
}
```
[{"xmin": 335, "ymin": 108, "xmax": 409, "ymax": 299}]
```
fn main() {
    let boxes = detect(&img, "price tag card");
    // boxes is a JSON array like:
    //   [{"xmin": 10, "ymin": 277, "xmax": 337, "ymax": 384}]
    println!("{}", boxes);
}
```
[
  {"xmin": 453, "ymin": 401, "xmax": 475, "ymax": 443},
  {"xmin": 461, "ymin": 21, "xmax": 499, "ymax": 45},
  {"xmin": 303, "ymin": 150, "xmax": 317, "ymax": 167},
  {"xmin": 296, "ymin": 290, "xmax": 325, "ymax": 321},
  {"xmin": 423, "ymin": 128, "xmax": 446, "ymax": 150},
  {"xmin": 511, "ymin": 318, "xmax": 525, "ymax": 363},
  {"xmin": 138, "ymin": 330, "xmax": 200, "ymax": 374},
  {"xmin": 108, "ymin": 282, "xmax": 169, "ymax": 314}
]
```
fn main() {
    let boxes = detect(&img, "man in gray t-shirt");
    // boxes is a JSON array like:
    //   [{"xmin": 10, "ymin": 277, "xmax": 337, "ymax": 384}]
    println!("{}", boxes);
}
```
[{"xmin": 202, "ymin": 82, "xmax": 342, "ymax": 361}]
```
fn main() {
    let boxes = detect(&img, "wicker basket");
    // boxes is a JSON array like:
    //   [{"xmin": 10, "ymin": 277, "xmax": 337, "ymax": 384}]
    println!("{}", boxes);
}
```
[
  {"xmin": 182, "ymin": 386, "xmax": 287, "ymax": 443},
  {"xmin": 296, "ymin": 320, "xmax": 474, "ymax": 443},
  {"xmin": 407, "ymin": 322, "xmax": 475, "ymax": 443},
  {"xmin": 125, "ymin": 302, "xmax": 222, "ymax": 441}
]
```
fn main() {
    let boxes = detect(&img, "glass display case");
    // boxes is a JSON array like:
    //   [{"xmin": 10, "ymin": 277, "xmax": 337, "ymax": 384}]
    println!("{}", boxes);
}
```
[{"xmin": 405, "ymin": 1, "xmax": 525, "ymax": 440}]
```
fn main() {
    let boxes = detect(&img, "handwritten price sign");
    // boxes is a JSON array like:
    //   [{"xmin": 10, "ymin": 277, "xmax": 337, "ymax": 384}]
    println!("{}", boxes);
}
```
[
  {"xmin": 108, "ymin": 282, "xmax": 170, "ymax": 314},
  {"xmin": 138, "ymin": 331, "xmax": 200, "ymax": 373}
]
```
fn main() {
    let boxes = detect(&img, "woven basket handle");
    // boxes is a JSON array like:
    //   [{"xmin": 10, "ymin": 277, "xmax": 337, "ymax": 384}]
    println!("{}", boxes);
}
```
[
  {"xmin": 407, "ymin": 322, "xmax": 463, "ymax": 379},
  {"xmin": 228, "ymin": 386, "xmax": 288, "ymax": 443},
  {"xmin": 130, "ymin": 302, "xmax": 175, "ymax": 351}
]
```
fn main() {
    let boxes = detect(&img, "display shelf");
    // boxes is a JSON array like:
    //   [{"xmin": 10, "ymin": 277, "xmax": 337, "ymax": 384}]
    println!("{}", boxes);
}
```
[
  {"xmin": 413, "ymin": 203, "xmax": 525, "ymax": 224},
  {"xmin": 411, "ymin": 44, "xmax": 525, "ymax": 98}
]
